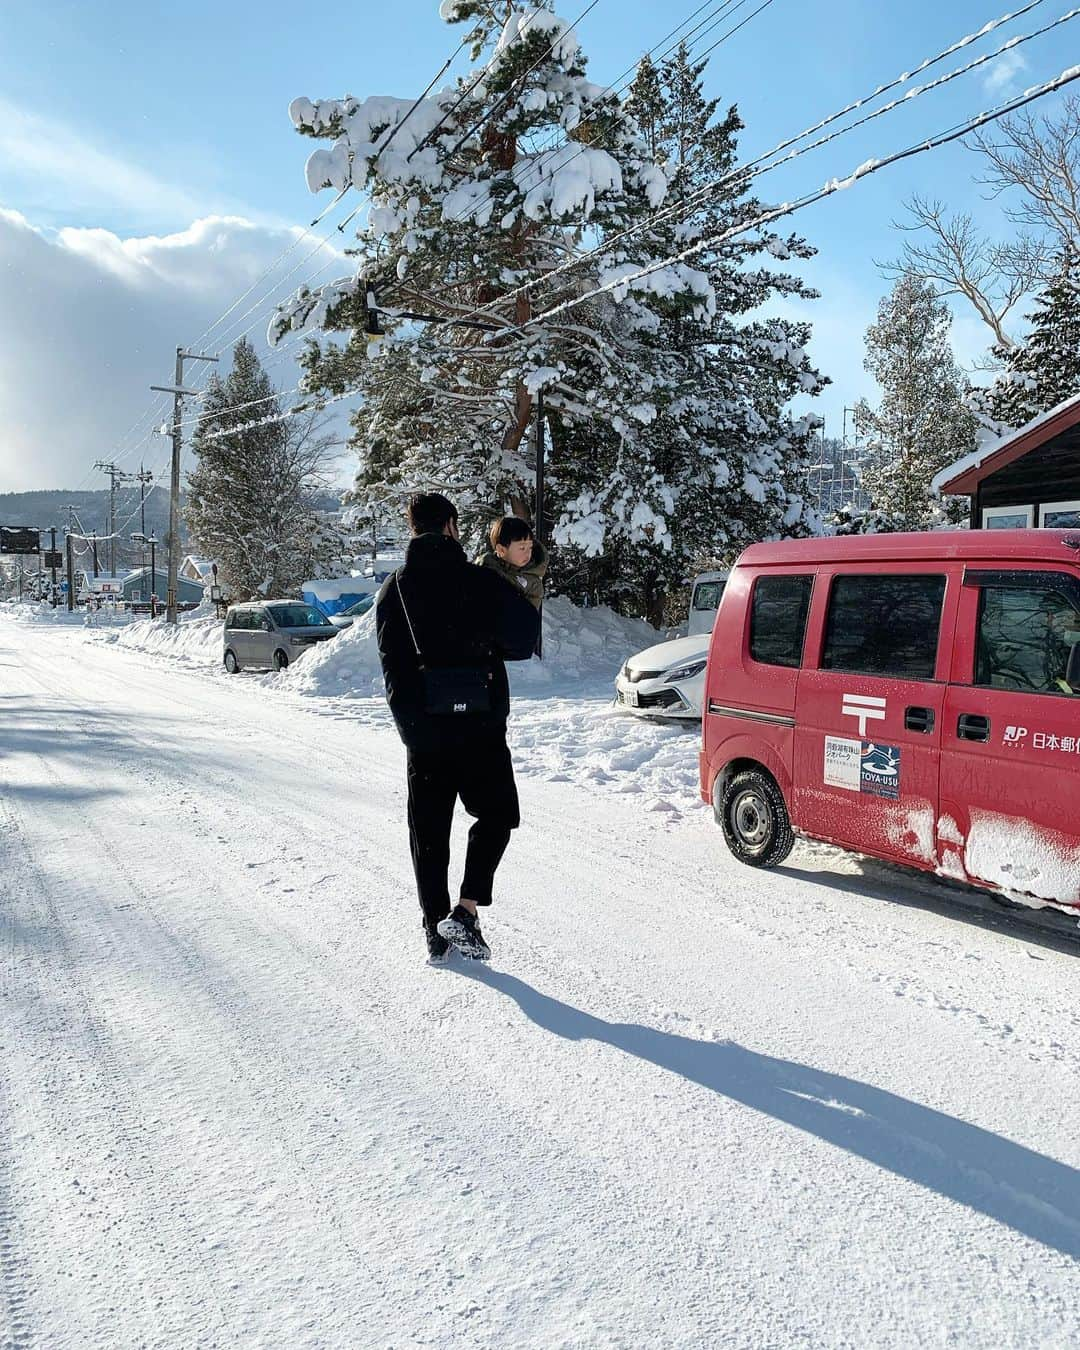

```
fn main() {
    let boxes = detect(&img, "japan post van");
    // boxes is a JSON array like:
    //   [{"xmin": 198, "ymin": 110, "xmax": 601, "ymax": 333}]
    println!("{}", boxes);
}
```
[{"xmin": 700, "ymin": 530, "xmax": 1080, "ymax": 912}]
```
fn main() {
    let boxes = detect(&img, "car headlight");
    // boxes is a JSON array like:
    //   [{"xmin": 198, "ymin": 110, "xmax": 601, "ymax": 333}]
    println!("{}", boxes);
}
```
[{"xmin": 664, "ymin": 658, "xmax": 707, "ymax": 684}]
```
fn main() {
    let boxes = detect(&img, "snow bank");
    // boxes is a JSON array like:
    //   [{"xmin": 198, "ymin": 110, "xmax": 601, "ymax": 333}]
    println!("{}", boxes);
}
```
[
  {"xmin": 512, "ymin": 596, "xmax": 660, "ymax": 691},
  {"xmin": 286, "ymin": 593, "xmax": 661, "ymax": 700},
  {"xmin": 0, "ymin": 602, "xmax": 100, "ymax": 627},
  {"xmin": 283, "ymin": 593, "xmax": 702, "ymax": 809},
  {"xmin": 287, "ymin": 606, "xmax": 383, "ymax": 698},
  {"xmin": 110, "ymin": 605, "xmax": 224, "ymax": 667}
]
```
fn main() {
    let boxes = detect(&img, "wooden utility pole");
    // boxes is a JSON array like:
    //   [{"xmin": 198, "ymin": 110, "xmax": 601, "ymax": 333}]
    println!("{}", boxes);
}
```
[
  {"xmin": 94, "ymin": 460, "xmax": 129, "ymax": 576},
  {"xmin": 152, "ymin": 347, "xmax": 218, "ymax": 623}
]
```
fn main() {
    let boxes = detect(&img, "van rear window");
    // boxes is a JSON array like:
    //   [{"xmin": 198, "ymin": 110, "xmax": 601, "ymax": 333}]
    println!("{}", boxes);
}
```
[
  {"xmin": 822, "ymin": 574, "xmax": 946, "ymax": 680},
  {"xmin": 750, "ymin": 575, "xmax": 812, "ymax": 667}
]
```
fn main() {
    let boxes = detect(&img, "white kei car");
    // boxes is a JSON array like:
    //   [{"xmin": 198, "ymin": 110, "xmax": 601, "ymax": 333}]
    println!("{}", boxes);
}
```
[{"xmin": 614, "ymin": 571, "xmax": 728, "ymax": 720}]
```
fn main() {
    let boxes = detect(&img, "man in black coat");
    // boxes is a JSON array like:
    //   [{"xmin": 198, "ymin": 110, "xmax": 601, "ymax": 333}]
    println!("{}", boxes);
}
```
[{"xmin": 377, "ymin": 492, "xmax": 539, "ymax": 964}]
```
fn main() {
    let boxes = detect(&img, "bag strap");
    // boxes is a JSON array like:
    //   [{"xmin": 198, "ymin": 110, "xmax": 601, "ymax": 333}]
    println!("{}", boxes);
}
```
[{"xmin": 394, "ymin": 571, "xmax": 425, "ymax": 666}]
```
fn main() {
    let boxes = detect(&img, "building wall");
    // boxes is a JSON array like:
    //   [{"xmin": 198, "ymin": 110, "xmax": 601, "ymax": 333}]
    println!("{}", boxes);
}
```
[{"xmin": 974, "ymin": 430, "xmax": 1080, "ymax": 527}]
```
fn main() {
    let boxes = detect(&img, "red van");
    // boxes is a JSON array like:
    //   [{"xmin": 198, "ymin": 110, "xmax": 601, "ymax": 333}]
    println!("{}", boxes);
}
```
[{"xmin": 700, "ymin": 530, "xmax": 1080, "ymax": 911}]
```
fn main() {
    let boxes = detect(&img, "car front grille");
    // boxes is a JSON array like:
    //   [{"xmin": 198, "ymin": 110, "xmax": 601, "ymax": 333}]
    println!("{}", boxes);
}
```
[
  {"xmin": 625, "ymin": 666, "xmax": 665, "ymax": 683},
  {"xmin": 638, "ymin": 688, "xmax": 682, "ymax": 709},
  {"xmin": 617, "ymin": 687, "xmax": 683, "ymax": 710}
]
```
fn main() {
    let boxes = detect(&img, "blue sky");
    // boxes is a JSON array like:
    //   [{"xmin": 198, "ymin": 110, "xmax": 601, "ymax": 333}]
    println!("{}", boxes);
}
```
[{"xmin": 0, "ymin": 0, "xmax": 1074, "ymax": 489}]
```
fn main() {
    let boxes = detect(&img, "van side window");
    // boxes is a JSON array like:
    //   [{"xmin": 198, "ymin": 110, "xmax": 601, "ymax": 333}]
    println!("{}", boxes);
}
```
[
  {"xmin": 693, "ymin": 581, "xmax": 724, "ymax": 611},
  {"xmin": 750, "ymin": 575, "xmax": 813, "ymax": 667},
  {"xmin": 976, "ymin": 582, "xmax": 1080, "ymax": 696},
  {"xmin": 822, "ymin": 575, "xmax": 946, "ymax": 680}
]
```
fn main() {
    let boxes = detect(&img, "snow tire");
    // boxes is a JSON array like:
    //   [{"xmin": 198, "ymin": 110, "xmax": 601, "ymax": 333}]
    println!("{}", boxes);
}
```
[
  {"xmin": 224, "ymin": 650, "xmax": 239, "ymax": 674},
  {"xmin": 718, "ymin": 767, "xmax": 795, "ymax": 868},
  {"xmin": 273, "ymin": 649, "xmax": 289, "ymax": 672}
]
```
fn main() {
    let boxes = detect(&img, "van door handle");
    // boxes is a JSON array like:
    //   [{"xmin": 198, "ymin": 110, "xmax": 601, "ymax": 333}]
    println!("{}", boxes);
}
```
[
  {"xmin": 905, "ymin": 706, "xmax": 935, "ymax": 733},
  {"xmin": 958, "ymin": 713, "xmax": 991, "ymax": 743}
]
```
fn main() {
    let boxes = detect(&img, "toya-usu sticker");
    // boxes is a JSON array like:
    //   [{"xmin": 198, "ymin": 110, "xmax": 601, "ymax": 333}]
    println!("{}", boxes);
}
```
[
  {"xmin": 824, "ymin": 736, "xmax": 901, "ymax": 799},
  {"xmin": 859, "ymin": 741, "xmax": 901, "ymax": 799}
]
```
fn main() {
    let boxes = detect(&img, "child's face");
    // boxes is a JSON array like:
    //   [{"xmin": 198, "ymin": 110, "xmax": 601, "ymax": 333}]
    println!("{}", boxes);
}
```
[{"xmin": 497, "ymin": 537, "xmax": 533, "ymax": 568}]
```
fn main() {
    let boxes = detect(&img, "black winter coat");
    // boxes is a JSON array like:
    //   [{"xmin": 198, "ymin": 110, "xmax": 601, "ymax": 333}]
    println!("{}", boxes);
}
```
[{"xmin": 376, "ymin": 532, "xmax": 539, "ymax": 754}]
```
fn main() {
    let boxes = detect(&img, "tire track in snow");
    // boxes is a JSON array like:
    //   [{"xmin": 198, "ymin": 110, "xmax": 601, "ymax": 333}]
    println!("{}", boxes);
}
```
[
  {"xmin": 27, "ymin": 632, "xmax": 1080, "ymax": 1083},
  {"xmin": 2, "ymin": 748, "xmax": 375, "ymax": 1341},
  {"xmin": 0, "ymin": 789, "xmax": 232, "ymax": 1347},
  {"xmin": 0, "ymin": 1049, "xmax": 34, "ymax": 1350},
  {"xmin": 10, "ymin": 644, "xmax": 764, "ymax": 1342}
]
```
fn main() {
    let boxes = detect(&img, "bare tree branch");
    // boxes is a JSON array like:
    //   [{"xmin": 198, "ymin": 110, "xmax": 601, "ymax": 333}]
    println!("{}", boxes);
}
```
[
  {"xmin": 969, "ymin": 94, "xmax": 1080, "ymax": 246},
  {"xmin": 878, "ymin": 195, "xmax": 1041, "ymax": 348}
]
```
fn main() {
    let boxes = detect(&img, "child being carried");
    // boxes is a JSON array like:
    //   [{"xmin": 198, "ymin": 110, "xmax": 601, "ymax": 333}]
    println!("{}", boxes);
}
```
[{"xmin": 479, "ymin": 516, "xmax": 547, "ymax": 611}]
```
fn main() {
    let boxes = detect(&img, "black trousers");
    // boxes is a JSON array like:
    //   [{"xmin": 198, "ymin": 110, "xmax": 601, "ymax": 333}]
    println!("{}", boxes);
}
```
[{"xmin": 406, "ymin": 736, "xmax": 521, "ymax": 930}]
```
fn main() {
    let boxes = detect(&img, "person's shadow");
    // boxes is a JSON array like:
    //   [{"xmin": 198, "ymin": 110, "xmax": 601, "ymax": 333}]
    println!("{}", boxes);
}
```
[{"xmin": 455, "ymin": 966, "xmax": 1080, "ymax": 1259}]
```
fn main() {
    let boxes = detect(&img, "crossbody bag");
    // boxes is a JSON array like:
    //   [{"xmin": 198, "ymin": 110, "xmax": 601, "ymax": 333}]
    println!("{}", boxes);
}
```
[{"xmin": 395, "ymin": 573, "xmax": 493, "ymax": 716}]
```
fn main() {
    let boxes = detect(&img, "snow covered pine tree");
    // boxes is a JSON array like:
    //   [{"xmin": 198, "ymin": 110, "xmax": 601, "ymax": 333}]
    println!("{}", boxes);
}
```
[
  {"xmin": 853, "ymin": 274, "xmax": 976, "ymax": 531},
  {"xmin": 186, "ymin": 338, "xmax": 352, "ymax": 600},
  {"xmin": 272, "ymin": 3, "xmax": 822, "ymax": 620},
  {"xmin": 616, "ymin": 44, "xmax": 824, "ymax": 622},
  {"xmin": 976, "ymin": 250, "xmax": 1080, "ymax": 432}
]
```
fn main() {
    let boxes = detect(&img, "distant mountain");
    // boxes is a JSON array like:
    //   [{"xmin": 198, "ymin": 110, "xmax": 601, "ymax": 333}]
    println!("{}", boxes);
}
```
[{"xmin": 0, "ymin": 488, "xmax": 184, "ymax": 545}]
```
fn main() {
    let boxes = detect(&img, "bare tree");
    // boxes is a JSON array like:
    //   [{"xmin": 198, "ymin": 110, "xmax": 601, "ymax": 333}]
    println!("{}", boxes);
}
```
[
  {"xmin": 880, "ymin": 195, "xmax": 1042, "ymax": 351},
  {"xmin": 970, "ymin": 94, "xmax": 1080, "ymax": 246}
]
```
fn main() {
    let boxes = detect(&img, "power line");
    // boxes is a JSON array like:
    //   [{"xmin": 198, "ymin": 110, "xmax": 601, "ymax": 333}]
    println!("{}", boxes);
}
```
[
  {"xmin": 202, "ymin": 383, "xmax": 363, "ymax": 441},
  {"xmin": 287, "ymin": 0, "xmax": 766, "ymax": 350},
  {"xmin": 440, "ymin": 0, "xmax": 1070, "ymax": 332},
  {"xmin": 511, "ymin": 58, "xmax": 1080, "ymax": 335}
]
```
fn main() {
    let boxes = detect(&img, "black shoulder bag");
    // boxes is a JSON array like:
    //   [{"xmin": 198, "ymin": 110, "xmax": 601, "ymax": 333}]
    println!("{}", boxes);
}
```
[{"xmin": 395, "ymin": 573, "xmax": 493, "ymax": 716}]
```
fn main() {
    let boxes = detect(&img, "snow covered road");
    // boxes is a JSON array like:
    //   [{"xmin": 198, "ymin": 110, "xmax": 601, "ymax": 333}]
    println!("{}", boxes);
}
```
[{"xmin": 3, "ymin": 617, "xmax": 1080, "ymax": 1348}]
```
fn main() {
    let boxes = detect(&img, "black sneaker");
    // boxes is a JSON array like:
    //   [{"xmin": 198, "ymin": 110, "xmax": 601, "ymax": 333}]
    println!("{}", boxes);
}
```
[
  {"xmin": 424, "ymin": 922, "xmax": 451, "ymax": 966},
  {"xmin": 437, "ymin": 905, "xmax": 491, "ymax": 962}
]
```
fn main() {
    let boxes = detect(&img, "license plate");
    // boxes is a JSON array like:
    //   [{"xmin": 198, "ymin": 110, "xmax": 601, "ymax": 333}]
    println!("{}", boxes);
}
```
[{"xmin": 627, "ymin": 688, "xmax": 639, "ymax": 707}]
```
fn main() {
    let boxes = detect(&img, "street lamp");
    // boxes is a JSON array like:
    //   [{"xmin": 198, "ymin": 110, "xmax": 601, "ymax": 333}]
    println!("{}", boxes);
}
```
[{"xmin": 132, "ymin": 532, "xmax": 159, "ymax": 617}]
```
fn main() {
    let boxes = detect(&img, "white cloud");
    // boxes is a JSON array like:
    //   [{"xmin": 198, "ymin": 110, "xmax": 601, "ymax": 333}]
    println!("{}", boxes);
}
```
[
  {"xmin": 0, "ymin": 212, "xmax": 348, "ymax": 492},
  {"xmin": 982, "ymin": 49, "xmax": 1028, "ymax": 96},
  {"xmin": 0, "ymin": 95, "xmax": 221, "ymax": 227}
]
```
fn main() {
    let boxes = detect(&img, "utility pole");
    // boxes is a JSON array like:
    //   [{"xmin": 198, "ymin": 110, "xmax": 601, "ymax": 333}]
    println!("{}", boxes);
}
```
[
  {"xmin": 91, "ymin": 530, "xmax": 99, "ymax": 578},
  {"xmin": 152, "ymin": 347, "xmax": 218, "ymax": 624},
  {"xmin": 65, "ymin": 532, "xmax": 75, "ymax": 612},
  {"xmin": 94, "ymin": 460, "xmax": 129, "ymax": 577},
  {"xmin": 135, "ymin": 464, "xmax": 153, "ymax": 549},
  {"xmin": 49, "ymin": 527, "xmax": 58, "ymax": 606},
  {"xmin": 149, "ymin": 536, "xmax": 158, "ymax": 617}
]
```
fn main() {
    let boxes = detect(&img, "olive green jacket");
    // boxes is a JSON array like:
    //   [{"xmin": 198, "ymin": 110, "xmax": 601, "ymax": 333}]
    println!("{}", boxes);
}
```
[{"xmin": 477, "ymin": 541, "xmax": 548, "ymax": 610}]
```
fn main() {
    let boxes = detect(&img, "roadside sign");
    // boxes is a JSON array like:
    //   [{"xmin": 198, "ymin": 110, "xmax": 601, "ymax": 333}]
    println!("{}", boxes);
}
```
[
  {"xmin": 0, "ymin": 526, "xmax": 40, "ymax": 555},
  {"xmin": 43, "ymin": 550, "xmax": 63, "ymax": 569}
]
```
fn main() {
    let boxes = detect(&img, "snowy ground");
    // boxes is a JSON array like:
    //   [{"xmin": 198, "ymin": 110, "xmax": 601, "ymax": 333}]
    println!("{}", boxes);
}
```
[{"xmin": 3, "ymin": 610, "xmax": 1080, "ymax": 1348}]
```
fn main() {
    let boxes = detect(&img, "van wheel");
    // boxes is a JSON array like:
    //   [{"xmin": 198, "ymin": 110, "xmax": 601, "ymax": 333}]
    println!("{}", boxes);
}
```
[
  {"xmin": 718, "ymin": 768, "xmax": 795, "ymax": 868},
  {"xmin": 273, "ymin": 649, "xmax": 289, "ymax": 671},
  {"xmin": 224, "ymin": 650, "xmax": 239, "ymax": 674}
]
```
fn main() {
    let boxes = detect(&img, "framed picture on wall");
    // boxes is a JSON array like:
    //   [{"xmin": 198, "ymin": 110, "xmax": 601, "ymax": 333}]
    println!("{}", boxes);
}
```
[
  {"xmin": 982, "ymin": 504, "xmax": 1034, "ymax": 529},
  {"xmin": 1040, "ymin": 500, "xmax": 1080, "ymax": 529}
]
